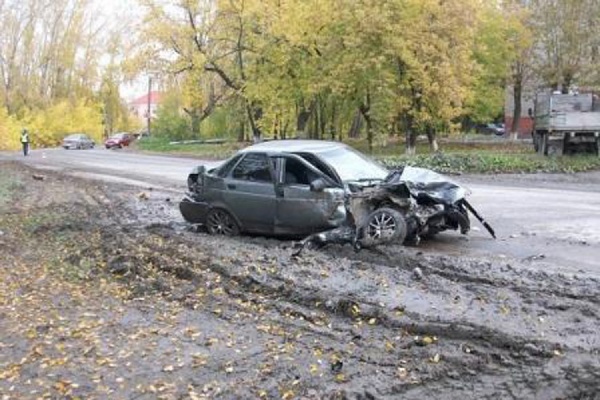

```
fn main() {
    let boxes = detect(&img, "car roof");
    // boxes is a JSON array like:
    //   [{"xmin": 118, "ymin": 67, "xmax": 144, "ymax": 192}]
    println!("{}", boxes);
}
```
[{"xmin": 238, "ymin": 140, "xmax": 347, "ymax": 154}]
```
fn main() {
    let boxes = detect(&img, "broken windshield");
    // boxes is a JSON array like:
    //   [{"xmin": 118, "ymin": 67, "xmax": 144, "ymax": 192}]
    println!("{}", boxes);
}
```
[{"xmin": 317, "ymin": 147, "xmax": 389, "ymax": 182}]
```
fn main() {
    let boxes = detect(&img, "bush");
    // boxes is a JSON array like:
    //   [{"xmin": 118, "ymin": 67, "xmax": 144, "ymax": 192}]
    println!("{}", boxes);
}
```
[{"xmin": 378, "ymin": 152, "xmax": 600, "ymax": 174}]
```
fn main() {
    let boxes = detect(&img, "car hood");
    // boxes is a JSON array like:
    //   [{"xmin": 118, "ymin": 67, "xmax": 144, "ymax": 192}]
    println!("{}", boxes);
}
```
[{"xmin": 383, "ymin": 166, "xmax": 469, "ymax": 205}]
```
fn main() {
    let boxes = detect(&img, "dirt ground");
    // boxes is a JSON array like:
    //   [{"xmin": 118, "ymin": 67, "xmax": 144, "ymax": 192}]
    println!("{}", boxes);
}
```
[{"xmin": 1, "ymin": 161, "xmax": 599, "ymax": 399}]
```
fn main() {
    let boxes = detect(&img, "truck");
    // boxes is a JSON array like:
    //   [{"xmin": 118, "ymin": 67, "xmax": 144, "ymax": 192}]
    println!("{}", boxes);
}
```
[{"xmin": 531, "ymin": 92, "xmax": 600, "ymax": 156}]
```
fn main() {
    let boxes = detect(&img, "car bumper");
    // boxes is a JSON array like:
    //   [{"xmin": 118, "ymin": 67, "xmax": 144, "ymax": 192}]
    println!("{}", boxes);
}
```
[{"xmin": 179, "ymin": 195, "xmax": 209, "ymax": 223}]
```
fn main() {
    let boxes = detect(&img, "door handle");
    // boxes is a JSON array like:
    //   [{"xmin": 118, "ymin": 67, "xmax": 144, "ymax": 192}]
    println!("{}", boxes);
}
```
[{"xmin": 227, "ymin": 184, "xmax": 236, "ymax": 190}]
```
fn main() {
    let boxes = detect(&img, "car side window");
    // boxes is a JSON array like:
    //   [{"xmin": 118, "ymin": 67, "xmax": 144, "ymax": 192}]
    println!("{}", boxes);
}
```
[
  {"xmin": 217, "ymin": 154, "xmax": 243, "ymax": 177},
  {"xmin": 231, "ymin": 153, "xmax": 273, "ymax": 182},
  {"xmin": 284, "ymin": 157, "xmax": 320, "ymax": 185},
  {"xmin": 295, "ymin": 153, "xmax": 339, "ymax": 183}
]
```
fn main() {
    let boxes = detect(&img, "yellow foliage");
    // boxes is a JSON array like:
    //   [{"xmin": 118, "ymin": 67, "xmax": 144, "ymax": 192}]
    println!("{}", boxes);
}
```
[
  {"xmin": 0, "ymin": 108, "xmax": 21, "ymax": 151},
  {"xmin": 0, "ymin": 100, "xmax": 103, "ymax": 150}
]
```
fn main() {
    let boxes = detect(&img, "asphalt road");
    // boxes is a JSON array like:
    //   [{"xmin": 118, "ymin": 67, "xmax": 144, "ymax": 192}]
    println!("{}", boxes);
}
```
[{"xmin": 3, "ymin": 147, "xmax": 599, "ymax": 275}]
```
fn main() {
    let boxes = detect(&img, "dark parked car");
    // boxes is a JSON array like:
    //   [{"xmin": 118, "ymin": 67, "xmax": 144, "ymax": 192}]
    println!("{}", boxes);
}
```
[
  {"xmin": 180, "ymin": 140, "xmax": 494, "ymax": 248},
  {"xmin": 62, "ymin": 133, "xmax": 95, "ymax": 150},
  {"xmin": 475, "ymin": 123, "xmax": 505, "ymax": 136},
  {"xmin": 104, "ymin": 132, "xmax": 134, "ymax": 149}
]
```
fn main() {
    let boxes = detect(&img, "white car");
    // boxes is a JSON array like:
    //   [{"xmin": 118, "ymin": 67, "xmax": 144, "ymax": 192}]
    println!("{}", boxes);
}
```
[{"xmin": 62, "ymin": 133, "xmax": 95, "ymax": 150}]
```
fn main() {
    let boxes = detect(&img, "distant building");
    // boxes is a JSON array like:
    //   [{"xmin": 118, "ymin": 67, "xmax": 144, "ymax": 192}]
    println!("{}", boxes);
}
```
[
  {"xmin": 129, "ymin": 91, "xmax": 162, "ymax": 123},
  {"xmin": 504, "ymin": 85, "xmax": 536, "ymax": 138}
]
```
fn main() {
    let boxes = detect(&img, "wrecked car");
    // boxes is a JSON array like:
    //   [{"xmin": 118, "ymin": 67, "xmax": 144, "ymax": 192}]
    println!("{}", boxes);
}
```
[{"xmin": 180, "ymin": 140, "xmax": 494, "ymax": 250}]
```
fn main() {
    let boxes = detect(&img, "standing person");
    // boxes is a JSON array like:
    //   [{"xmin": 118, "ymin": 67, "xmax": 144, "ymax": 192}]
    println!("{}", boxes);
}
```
[{"xmin": 20, "ymin": 128, "xmax": 30, "ymax": 156}]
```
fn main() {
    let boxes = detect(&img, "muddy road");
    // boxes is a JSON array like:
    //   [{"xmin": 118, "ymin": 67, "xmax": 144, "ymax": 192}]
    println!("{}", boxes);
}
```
[{"xmin": 0, "ymin": 155, "xmax": 599, "ymax": 399}]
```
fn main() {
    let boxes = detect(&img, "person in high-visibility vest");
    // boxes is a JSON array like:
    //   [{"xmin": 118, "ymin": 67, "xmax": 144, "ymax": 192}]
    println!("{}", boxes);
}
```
[{"xmin": 20, "ymin": 128, "xmax": 30, "ymax": 156}]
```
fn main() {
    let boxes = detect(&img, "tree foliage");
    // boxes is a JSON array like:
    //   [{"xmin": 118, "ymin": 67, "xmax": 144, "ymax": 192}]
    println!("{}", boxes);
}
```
[
  {"xmin": 529, "ymin": 0, "xmax": 600, "ymax": 91},
  {"xmin": 0, "ymin": 0, "xmax": 135, "ymax": 150},
  {"xmin": 134, "ymin": 0, "xmax": 531, "ymax": 153}
]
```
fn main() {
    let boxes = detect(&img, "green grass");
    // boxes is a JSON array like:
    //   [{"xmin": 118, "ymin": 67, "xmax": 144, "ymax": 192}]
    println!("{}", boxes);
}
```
[
  {"xmin": 134, "ymin": 136, "xmax": 246, "ymax": 159},
  {"xmin": 0, "ymin": 173, "xmax": 24, "ymax": 211},
  {"xmin": 134, "ymin": 135, "xmax": 600, "ymax": 174},
  {"xmin": 378, "ymin": 152, "xmax": 600, "ymax": 174}
]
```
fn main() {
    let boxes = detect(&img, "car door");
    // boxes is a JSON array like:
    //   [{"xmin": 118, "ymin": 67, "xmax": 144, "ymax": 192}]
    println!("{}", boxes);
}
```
[
  {"xmin": 273, "ymin": 154, "xmax": 346, "ymax": 236},
  {"xmin": 221, "ymin": 152, "xmax": 277, "ymax": 234}
]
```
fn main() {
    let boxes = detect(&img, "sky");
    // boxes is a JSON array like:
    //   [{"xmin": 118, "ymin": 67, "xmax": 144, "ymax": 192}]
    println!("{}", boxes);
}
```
[{"xmin": 96, "ymin": 0, "xmax": 149, "ymax": 101}]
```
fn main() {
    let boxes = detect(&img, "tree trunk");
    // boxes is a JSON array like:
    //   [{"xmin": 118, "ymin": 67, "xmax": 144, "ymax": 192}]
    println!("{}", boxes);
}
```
[
  {"xmin": 296, "ymin": 100, "xmax": 313, "ymax": 138},
  {"xmin": 426, "ymin": 126, "xmax": 438, "ymax": 152},
  {"xmin": 348, "ymin": 110, "xmax": 362, "ymax": 138},
  {"xmin": 237, "ymin": 120, "xmax": 246, "ymax": 142},
  {"xmin": 359, "ymin": 98, "xmax": 373, "ymax": 152},
  {"xmin": 191, "ymin": 111, "xmax": 201, "ymax": 139},
  {"xmin": 404, "ymin": 113, "xmax": 417, "ymax": 155},
  {"xmin": 329, "ymin": 103, "xmax": 337, "ymax": 140},
  {"xmin": 318, "ymin": 100, "xmax": 326, "ymax": 140},
  {"xmin": 246, "ymin": 103, "xmax": 262, "ymax": 142},
  {"xmin": 511, "ymin": 80, "xmax": 522, "ymax": 141},
  {"xmin": 405, "ymin": 130, "xmax": 417, "ymax": 155}
]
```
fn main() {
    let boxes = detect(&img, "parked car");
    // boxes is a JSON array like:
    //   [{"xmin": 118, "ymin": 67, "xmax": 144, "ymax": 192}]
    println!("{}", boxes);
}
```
[
  {"xmin": 179, "ymin": 140, "xmax": 495, "ymax": 249},
  {"xmin": 104, "ymin": 132, "xmax": 135, "ymax": 149},
  {"xmin": 62, "ymin": 133, "xmax": 95, "ymax": 150},
  {"xmin": 475, "ymin": 123, "xmax": 505, "ymax": 136}
]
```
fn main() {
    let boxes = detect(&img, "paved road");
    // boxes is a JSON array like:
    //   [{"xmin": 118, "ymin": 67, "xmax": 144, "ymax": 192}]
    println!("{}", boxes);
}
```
[
  {"xmin": 2, "ymin": 147, "xmax": 599, "ymax": 274},
  {"xmin": 3, "ymin": 147, "xmax": 219, "ymax": 189}
]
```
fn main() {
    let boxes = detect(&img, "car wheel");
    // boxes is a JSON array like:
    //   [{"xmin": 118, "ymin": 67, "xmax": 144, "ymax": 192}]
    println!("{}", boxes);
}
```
[
  {"xmin": 206, "ymin": 208, "xmax": 240, "ymax": 236},
  {"xmin": 361, "ymin": 207, "xmax": 406, "ymax": 247}
]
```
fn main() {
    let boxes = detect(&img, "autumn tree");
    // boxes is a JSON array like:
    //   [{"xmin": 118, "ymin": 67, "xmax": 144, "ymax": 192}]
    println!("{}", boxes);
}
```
[
  {"xmin": 134, "ymin": 0, "xmax": 530, "ymax": 154},
  {"xmin": 0, "ymin": 0, "xmax": 134, "ymax": 149},
  {"xmin": 530, "ymin": 0, "xmax": 600, "ymax": 92}
]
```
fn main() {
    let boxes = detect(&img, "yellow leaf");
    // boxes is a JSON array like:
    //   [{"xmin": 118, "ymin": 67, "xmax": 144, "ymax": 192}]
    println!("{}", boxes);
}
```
[
  {"xmin": 422, "ymin": 336, "xmax": 433, "ymax": 345},
  {"xmin": 282, "ymin": 390, "xmax": 295, "ymax": 400},
  {"xmin": 385, "ymin": 341, "xmax": 395, "ymax": 352}
]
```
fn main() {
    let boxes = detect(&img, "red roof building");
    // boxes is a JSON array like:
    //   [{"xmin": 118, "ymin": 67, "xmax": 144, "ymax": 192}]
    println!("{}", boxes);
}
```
[{"xmin": 129, "ymin": 91, "xmax": 163, "ymax": 121}]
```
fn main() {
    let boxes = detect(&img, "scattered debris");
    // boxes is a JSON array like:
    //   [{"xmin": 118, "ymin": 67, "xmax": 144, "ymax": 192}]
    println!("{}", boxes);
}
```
[
  {"xmin": 412, "ymin": 267, "xmax": 424, "ymax": 280},
  {"xmin": 523, "ymin": 253, "xmax": 546, "ymax": 261}
]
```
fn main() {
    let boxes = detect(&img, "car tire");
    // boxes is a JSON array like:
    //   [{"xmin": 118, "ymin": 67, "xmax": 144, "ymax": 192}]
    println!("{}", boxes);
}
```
[
  {"xmin": 206, "ymin": 208, "xmax": 240, "ymax": 236},
  {"xmin": 360, "ymin": 207, "xmax": 406, "ymax": 247}
]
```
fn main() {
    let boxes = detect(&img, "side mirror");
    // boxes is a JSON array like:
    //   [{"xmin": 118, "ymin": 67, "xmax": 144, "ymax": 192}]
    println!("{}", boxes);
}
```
[
  {"xmin": 309, "ymin": 178, "xmax": 327, "ymax": 192},
  {"xmin": 191, "ymin": 165, "xmax": 206, "ymax": 175}
]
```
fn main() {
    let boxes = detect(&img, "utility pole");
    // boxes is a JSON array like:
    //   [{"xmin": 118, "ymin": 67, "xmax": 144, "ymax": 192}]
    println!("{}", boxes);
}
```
[{"xmin": 147, "ymin": 76, "xmax": 152, "ymax": 136}]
